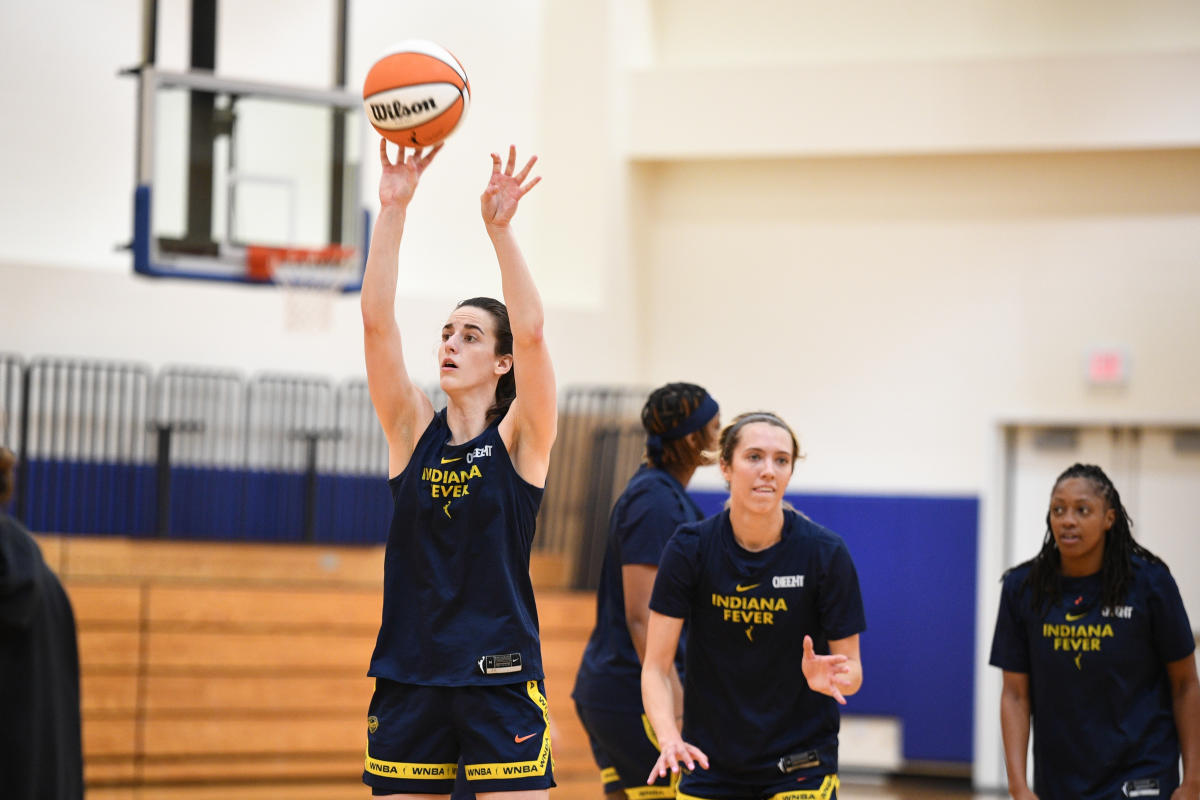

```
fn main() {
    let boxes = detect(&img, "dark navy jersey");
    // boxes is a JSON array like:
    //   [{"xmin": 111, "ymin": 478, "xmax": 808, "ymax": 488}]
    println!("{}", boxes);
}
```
[
  {"xmin": 990, "ymin": 556, "xmax": 1195, "ymax": 800},
  {"xmin": 573, "ymin": 465, "xmax": 703, "ymax": 711},
  {"xmin": 369, "ymin": 409, "xmax": 545, "ymax": 686},
  {"xmin": 649, "ymin": 509, "xmax": 866, "ymax": 781}
]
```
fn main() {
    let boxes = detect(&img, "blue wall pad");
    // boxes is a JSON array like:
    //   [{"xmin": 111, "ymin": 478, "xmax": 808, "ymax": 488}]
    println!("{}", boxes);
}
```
[{"xmin": 691, "ymin": 490, "xmax": 979, "ymax": 766}]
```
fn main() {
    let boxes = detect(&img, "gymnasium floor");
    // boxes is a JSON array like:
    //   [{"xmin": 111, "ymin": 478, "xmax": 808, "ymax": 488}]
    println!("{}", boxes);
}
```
[{"xmin": 86, "ymin": 775, "xmax": 1001, "ymax": 799}]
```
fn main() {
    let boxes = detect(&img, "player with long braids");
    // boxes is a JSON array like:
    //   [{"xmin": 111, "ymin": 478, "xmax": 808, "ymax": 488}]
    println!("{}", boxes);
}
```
[
  {"xmin": 573, "ymin": 382, "xmax": 720, "ymax": 800},
  {"xmin": 990, "ymin": 463, "xmax": 1200, "ymax": 800}
]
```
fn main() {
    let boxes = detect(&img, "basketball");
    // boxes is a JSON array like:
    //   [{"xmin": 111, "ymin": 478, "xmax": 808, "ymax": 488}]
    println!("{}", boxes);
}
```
[{"xmin": 362, "ymin": 40, "xmax": 470, "ymax": 148}]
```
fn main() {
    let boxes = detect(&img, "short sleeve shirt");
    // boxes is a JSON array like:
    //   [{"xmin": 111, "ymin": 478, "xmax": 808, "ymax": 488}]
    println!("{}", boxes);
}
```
[
  {"xmin": 650, "ymin": 509, "xmax": 867, "ymax": 781},
  {"xmin": 989, "ymin": 557, "xmax": 1195, "ymax": 799}
]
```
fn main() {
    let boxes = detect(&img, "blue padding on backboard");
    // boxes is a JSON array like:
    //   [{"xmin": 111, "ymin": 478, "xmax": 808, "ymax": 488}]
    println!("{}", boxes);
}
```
[
  {"xmin": 134, "ymin": 184, "xmax": 370, "ymax": 290},
  {"xmin": 133, "ymin": 185, "xmax": 152, "ymax": 276},
  {"xmin": 692, "ymin": 490, "xmax": 979, "ymax": 765}
]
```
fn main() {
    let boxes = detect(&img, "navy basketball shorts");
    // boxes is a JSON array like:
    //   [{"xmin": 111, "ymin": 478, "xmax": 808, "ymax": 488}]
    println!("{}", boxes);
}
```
[
  {"xmin": 677, "ymin": 770, "xmax": 839, "ymax": 800},
  {"xmin": 574, "ymin": 701, "xmax": 677, "ymax": 799},
  {"xmin": 363, "ymin": 678, "xmax": 555, "ymax": 795}
]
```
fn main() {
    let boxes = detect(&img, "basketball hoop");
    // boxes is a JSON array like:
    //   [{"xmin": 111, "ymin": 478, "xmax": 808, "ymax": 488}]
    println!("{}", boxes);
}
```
[{"xmin": 245, "ymin": 245, "xmax": 360, "ymax": 333}]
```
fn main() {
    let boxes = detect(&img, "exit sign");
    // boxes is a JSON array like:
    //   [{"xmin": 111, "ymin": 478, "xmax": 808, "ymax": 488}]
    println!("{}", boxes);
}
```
[{"xmin": 1086, "ymin": 347, "xmax": 1130, "ymax": 385}]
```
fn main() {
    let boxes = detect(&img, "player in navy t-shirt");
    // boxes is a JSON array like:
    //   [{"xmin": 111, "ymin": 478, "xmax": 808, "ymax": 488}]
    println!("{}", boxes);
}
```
[
  {"xmin": 989, "ymin": 463, "xmax": 1200, "ymax": 800},
  {"xmin": 643, "ymin": 412, "xmax": 866, "ymax": 800},
  {"xmin": 359, "ymin": 141, "xmax": 558, "ymax": 798},
  {"xmin": 572, "ymin": 383, "xmax": 720, "ymax": 800}
]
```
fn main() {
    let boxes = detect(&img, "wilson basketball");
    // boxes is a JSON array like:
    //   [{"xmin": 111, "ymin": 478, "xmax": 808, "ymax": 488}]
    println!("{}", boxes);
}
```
[{"xmin": 363, "ymin": 40, "xmax": 470, "ymax": 148}]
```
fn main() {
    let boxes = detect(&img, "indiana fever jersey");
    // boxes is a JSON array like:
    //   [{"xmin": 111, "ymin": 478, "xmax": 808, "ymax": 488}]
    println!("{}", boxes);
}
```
[
  {"xmin": 573, "ymin": 465, "xmax": 702, "ymax": 712},
  {"xmin": 989, "ymin": 557, "xmax": 1194, "ymax": 800},
  {"xmin": 368, "ymin": 409, "xmax": 545, "ymax": 686},
  {"xmin": 649, "ymin": 509, "xmax": 866, "ymax": 782}
]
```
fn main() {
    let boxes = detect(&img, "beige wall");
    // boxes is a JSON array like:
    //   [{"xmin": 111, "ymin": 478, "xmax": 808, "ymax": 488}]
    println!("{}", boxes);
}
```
[{"xmin": 635, "ymin": 150, "xmax": 1200, "ymax": 491}]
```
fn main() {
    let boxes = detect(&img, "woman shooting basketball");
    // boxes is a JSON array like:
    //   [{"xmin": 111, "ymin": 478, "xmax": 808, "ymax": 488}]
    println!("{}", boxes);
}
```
[
  {"xmin": 360, "ymin": 139, "xmax": 557, "ymax": 800},
  {"xmin": 641, "ymin": 412, "xmax": 865, "ymax": 800}
]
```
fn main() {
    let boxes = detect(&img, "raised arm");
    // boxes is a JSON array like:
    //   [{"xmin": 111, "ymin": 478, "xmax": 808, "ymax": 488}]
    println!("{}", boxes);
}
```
[
  {"xmin": 641, "ymin": 610, "xmax": 708, "ymax": 783},
  {"xmin": 484, "ymin": 146, "xmax": 557, "ymax": 485},
  {"xmin": 361, "ymin": 139, "xmax": 440, "ymax": 477}
]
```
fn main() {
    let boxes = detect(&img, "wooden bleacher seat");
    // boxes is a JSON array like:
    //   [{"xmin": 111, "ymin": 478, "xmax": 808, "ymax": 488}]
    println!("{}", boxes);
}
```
[{"xmin": 37, "ymin": 535, "xmax": 600, "ymax": 798}]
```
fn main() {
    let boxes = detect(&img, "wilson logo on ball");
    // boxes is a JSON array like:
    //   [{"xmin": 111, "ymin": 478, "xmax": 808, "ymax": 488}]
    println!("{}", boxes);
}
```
[
  {"xmin": 368, "ymin": 96, "xmax": 438, "ymax": 124},
  {"xmin": 363, "ymin": 40, "xmax": 470, "ymax": 147}
]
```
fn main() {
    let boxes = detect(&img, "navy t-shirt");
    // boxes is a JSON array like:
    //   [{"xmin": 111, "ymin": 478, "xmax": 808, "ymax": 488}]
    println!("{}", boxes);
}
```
[
  {"xmin": 368, "ymin": 409, "xmax": 545, "ymax": 686},
  {"xmin": 989, "ymin": 556, "xmax": 1195, "ymax": 800},
  {"xmin": 649, "ymin": 509, "xmax": 867, "ymax": 781},
  {"xmin": 573, "ymin": 465, "xmax": 703, "ymax": 711}
]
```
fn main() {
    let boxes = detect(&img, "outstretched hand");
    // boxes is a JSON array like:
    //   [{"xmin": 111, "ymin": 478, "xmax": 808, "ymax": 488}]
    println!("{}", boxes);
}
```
[
  {"xmin": 481, "ymin": 145, "xmax": 540, "ymax": 228},
  {"xmin": 378, "ymin": 138, "xmax": 441, "ymax": 209},
  {"xmin": 646, "ymin": 737, "xmax": 709, "ymax": 785},
  {"xmin": 801, "ymin": 635, "xmax": 852, "ymax": 705}
]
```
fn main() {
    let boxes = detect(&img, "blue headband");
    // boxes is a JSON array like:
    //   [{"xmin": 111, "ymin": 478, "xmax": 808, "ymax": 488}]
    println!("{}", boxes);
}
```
[{"xmin": 646, "ymin": 393, "xmax": 719, "ymax": 459}]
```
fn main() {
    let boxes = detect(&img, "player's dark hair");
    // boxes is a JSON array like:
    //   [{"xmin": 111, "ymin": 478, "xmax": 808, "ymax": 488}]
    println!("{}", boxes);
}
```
[
  {"xmin": 1017, "ymin": 463, "xmax": 1163, "ymax": 615},
  {"xmin": 641, "ymin": 383, "xmax": 716, "ymax": 471},
  {"xmin": 0, "ymin": 446, "xmax": 16, "ymax": 507},
  {"xmin": 456, "ymin": 297, "xmax": 514, "ymax": 425},
  {"xmin": 717, "ymin": 411, "xmax": 803, "ymax": 468}
]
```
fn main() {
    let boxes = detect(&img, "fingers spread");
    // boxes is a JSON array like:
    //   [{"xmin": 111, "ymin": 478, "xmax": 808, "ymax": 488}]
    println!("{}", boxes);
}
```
[
  {"xmin": 517, "ymin": 175, "xmax": 542, "ymax": 198},
  {"xmin": 513, "ymin": 154, "xmax": 538, "ymax": 183},
  {"xmin": 379, "ymin": 137, "xmax": 391, "ymax": 166},
  {"xmin": 422, "ymin": 143, "xmax": 444, "ymax": 167}
]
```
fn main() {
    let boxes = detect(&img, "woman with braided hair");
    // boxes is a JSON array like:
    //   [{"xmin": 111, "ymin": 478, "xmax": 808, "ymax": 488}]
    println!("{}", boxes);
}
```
[
  {"xmin": 573, "ymin": 383, "xmax": 720, "ymax": 800},
  {"xmin": 990, "ymin": 463, "xmax": 1200, "ymax": 800}
]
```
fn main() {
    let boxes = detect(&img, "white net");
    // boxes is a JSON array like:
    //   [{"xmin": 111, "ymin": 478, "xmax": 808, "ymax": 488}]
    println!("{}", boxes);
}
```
[{"xmin": 246, "ymin": 246, "xmax": 360, "ymax": 333}]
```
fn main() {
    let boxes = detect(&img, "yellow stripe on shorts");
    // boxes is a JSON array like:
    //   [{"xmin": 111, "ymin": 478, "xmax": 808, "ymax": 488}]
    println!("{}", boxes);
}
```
[
  {"xmin": 463, "ymin": 680, "xmax": 553, "ymax": 780},
  {"xmin": 363, "ymin": 749, "xmax": 457, "ymax": 779},
  {"xmin": 678, "ymin": 775, "xmax": 838, "ymax": 800},
  {"xmin": 770, "ymin": 773, "xmax": 840, "ymax": 800},
  {"xmin": 601, "ymin": 766, "xmax": 621, "ymax": 785},
  {"xmin": 627, "ymin": 784, "xmax": 678, "ymax": 800}
]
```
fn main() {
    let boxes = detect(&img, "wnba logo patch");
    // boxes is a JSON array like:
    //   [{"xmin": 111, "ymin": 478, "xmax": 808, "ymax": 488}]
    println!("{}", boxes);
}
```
[{"xmin": 368, "ymin": 716, "xmax": 379, "ymax": 734}]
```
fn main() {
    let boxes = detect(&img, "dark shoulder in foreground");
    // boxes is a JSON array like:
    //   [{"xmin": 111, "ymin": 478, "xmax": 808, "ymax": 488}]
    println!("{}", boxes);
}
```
[{"xmin": 669, "ymin": 509, "xmax": 723, "ymax": 542}]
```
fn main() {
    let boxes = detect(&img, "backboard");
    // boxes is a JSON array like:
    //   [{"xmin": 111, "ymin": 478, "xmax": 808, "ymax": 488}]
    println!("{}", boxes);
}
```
[{"xmin": 132, "ymin": 67, "xmax": 367, "ymax": 289}]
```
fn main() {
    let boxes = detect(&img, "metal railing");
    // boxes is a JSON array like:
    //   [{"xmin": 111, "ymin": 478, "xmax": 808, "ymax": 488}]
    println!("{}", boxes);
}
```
[{"xmin": 0, "ymin": 356, "xmax": 645, "ymax": 566}]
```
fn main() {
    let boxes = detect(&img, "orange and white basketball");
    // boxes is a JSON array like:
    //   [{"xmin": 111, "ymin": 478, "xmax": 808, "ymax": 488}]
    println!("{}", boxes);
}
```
[{"xmin": 362, "ymin": 40, "xmax": 470, "ymax": 148}]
